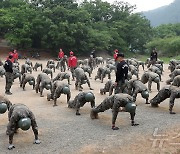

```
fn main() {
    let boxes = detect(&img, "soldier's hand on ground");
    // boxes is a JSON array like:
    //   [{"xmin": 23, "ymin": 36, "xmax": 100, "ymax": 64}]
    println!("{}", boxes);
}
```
[
  {"xmin": 76, "ymin": 112, "xmax": 81, "ymax": 115},
  {"xmin": 34, "ymin": 139, "xmax": 41, "ymax": 144},
  {"xmin": 53, "ymin": 104, "xmax": 58, "ymax": 107},
  {"xmin": 8, "ymin": 144, "xmax": 15, "ymax": 150},
  {"xmin": 90, "ymin": 87, "xmax": 94, "ymax": 90}
]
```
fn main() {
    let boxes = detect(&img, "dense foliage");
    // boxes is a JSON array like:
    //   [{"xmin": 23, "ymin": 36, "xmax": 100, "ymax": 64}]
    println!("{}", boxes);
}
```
[
  {"xmin": 0, "ymin": 0, "xmax": 152, "ymax": 55},
  {"xmin": 146, "ymin": 23, "xmax": 180, "ymax": 56}
]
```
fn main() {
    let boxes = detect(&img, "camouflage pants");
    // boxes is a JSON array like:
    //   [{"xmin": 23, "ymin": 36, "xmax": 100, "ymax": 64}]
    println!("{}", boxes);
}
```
[
  {"xmin": 70, "ymin": 67, "xmax": 76, "ymax": 80},
  {"xmin": 147, "ymin": 59, "xmax": 156, "ymax": 68},
  {"xmin": 5, "ymin": 72, "xmax": 13, "ymax": 92},
  {"xmin": 114, "ymin": 80, "xmax": 127, "ymax": 94}
]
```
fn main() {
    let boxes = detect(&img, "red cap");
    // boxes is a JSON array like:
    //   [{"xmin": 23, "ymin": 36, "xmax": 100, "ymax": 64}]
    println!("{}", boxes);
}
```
[{"xmin": 114, "ymin": 49, "xmax": 118, "ymax": 53}]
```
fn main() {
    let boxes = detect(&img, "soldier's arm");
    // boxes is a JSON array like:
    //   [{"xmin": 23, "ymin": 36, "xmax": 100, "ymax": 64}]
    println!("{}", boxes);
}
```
[{"xmin": 29, "ymin": 112, "xmax": 40, "ymax": 143}]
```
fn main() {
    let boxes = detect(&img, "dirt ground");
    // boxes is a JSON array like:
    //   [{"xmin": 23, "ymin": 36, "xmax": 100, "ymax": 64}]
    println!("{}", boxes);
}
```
[{"xmin": 0, "ymin": 58, "xmax": 180, "ymax": 154}]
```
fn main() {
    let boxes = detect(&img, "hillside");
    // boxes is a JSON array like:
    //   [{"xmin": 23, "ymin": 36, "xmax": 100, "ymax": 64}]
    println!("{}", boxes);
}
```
[{"xmin": 143, "ymin": 0, "xmax": 180, "ymax": 27}]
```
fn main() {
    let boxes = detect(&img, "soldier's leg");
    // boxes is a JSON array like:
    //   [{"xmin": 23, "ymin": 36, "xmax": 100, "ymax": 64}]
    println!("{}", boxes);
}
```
[
  {"xmin": 20, "ymin": 74, "xmax": 25, "ymax": 87},
  {"xmin": 148, "ymin": 80, "xmax": 152, "ymax": 92},
  {"xmin": 132, "ymin": 89, "xmax": 138, "ymax": 102},
  {"xmin": 53, "ymin": 92, "xmax": 61, "ymax": 107},
  {"xmin": 5, "ymin": 73, "xmax": 13, "ymax": 94},
  {"xmin": 75, "ymin": 80, "xmax": 78, "ymax": 90},
  {"xmin": 39, "ymin": 84, "xmax": 44, "ymax": 97},
  {"xmin": 22, "ymin": 80, "xmax": 28, "ymax": 90},
  {"xmin": 75, "ymin": 101, "xmax": 81, "ymax": 115},
  {"xmin": 166, "ymin": 78, "xmax": 173, "ymax": 85},
  {"xmin": 90, "ymin": 101, "xmax": 95, "ymax": 108},
  {"xmin": 87, "ymin": 78, "xmax": 93, "ymax": 90},
  {"xmin": 169, "ymin": 94, "xmax": 176, "ymax": 114}
]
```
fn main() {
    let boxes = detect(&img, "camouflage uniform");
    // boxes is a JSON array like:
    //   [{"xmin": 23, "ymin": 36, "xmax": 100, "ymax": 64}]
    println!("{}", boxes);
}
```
[
  {"xmin": 150, "ymin": 85, "xmax": 180, "ymax": 114},
  {"xmin": 47, "ymin": 64, "xmax": 55, "ymax": 72},
  {"xmin": 95, "ymin": 57, "xmax": 104, "ymax": 66},
  {"xmin": 21, "ymin": 64, "xmax": 32, "ymax": 74},
  {"xmin": 148, "ymin": 65, "xmax": 162, "ymax": 81},
  {"xmin": 95, "ymin": 67, "xmax": 111, "ymax": 83},
  {"xmin": 0, "ymin": 95, "xmax": 12, "ymax": 111},
  {"xmin": 42, "ymin": 68, "xmax": 53, "ymax": 79},
  {"xmin": 81, "ymin": 65, "xmax": 92, "ymax": 77},
  {"xmin": 127, "ymin": 59, "xmax": 138, "ymax": 68},
  {"xmin": 12, "ymin": 67, "xmax": 21, "ymax": 83},
  {"xmin": 77, "ymin": 60, "xmax": 84, "ymax": 66},
  {"xmin": 175, "ymin": 64, "xmax": 180, "ymax": 69},
  {"xmin": 68, "ymin": 91, "xmax": 95, "ymax": 115},
  {"xmin": 141, "ymin": 71, "xmax": 160, "ymax": 92},
  {"xmin": 0, "ymin": 66, "xmax": 5, "ymax": 77},
  {"xmin": 20, "ymin": 73, "xmax": 35, "ymax": 90},
  {"xmin": 128, "ymin": 65, "xmax": 139, "ymax": 79},
  {"xmin": 88, "ymin": 55, "xmax": 94, "ymax": 70},
  {"xmin": 6, "ymin": 104, "xmax": 40, "ymax": 149},
  {"xmin": 166, "ymin": 69, "xmax": 180, "ymax": 84},
  {"xmin": 90, "ymin": 94, "xmax": 138, "ymax": 129},
  {"xmin": 83, "ymin": 59, "xmax": 88, "ymax": 66},
  {"xmin": 53, "ymin": 72, "xmax": 71, "ymax": 85},
  {"xmin": 168, "ymin": 59, "xmax": 180, "ymax": 73},
  {"xmin": 33, "ymin": 62, "xmax": 42, "ymax": 71},
  {"xmin": 47, "ymin": 81, "xmax": 71, "ymax": 106},
  {"xmin": 127, "ymin": 79, "xmax": 149, "ymax": 104},
  {"xmin": 100, "ymin": 80, "xmax": 115, "ymax": 96},
  {"xmin": 106, "ymin": 64, "xmax": 116, "ymax": 72},
  {"xmin": 47, "ymin": 59, "xmax": 55, "ymax": 66},
  {"xmin": 172, "ymin": 75, "xmax": 180, "ymax": 87},
  {"xmin": 25, "ymin": 59, "xmax": 33, "ymax": 67},
  {"xmin": 154, "ymin": 64, "xmax": 164, "ymax": 73},
  {"xmin": 56, "ymin": 56, "xmax": 67, "ymax": 72},
  {"xmin": 12, "ymin": 62, "xmax": 20, "ymax": 70},
  {"xmin": 35, "ymin": 73, "xmax": 52, "ymax": 97},
  {"xmin": 74, "ymin": 67, "xmax": 93, "ymax": 91}
]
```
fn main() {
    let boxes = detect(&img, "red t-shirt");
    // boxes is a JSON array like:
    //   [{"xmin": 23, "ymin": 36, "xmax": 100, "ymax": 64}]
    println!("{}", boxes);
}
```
[
  {"xmin": 68, "ymin": 56, "xmax": 77, "ymax": 68},
  {"xmin": 58, "ymin": 51, "xmax": 64, "ymax": 58}
]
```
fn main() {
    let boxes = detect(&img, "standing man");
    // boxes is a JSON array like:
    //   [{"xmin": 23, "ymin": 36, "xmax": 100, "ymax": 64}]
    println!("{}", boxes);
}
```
[
  {"xmin": 58, "ymin": 48, "xmax": 64, "ymax": 60},
  {"xmin": 13, "ymin": 50, "xmax": 18, "ymax": 63},
  {"xmin": 147, "ymin": 49, "xmax": 158, "ymax": 68},
  {"xmin": 4, "ymin": 55, "xmax": 14, "ymax": 95},
  {"xmin": 113, "ymin": 49, "xmax": 119, "ymax": 61},
  {"xmin": 68, "ymin": 51, "xmax": 77, "ymax": 81},
  {"xmin": 114, "ymin": 53, "xmax": 128, "ymax": 94}
]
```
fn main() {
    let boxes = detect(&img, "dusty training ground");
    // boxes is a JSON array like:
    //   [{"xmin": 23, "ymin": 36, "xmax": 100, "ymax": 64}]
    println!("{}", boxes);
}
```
[{"xmin": 0, "ymin": 59, "xmax": 180, "ymax": 154}]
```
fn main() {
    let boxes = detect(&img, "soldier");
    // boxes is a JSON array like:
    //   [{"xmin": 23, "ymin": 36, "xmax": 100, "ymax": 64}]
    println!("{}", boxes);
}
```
[
  {"xmin": 88, "ymin": 55, "xmax": 94, "ymax": 71},
  {"xmin": 57, "ymin": 55, "xmax": 68, "ymax": 72},
  {"xmin": 137, "ymin": 61, "xmax": 145, "ymax": 70},
  {"xmin": 33, "ymin": 62, "xmax": 43, "ymax": 71},
  {"xmin": 95, "ymin": 67, "xmax": 111, "ymax": 83},
  {"xmin": 148, "ymin": 65, "xmax": 162, "ymax": 81},
  {"xmin": 25, "ymin": 58, "xmax": 33, "ymax": 67},
  {"xmin": 141, "ymin": 71, "xmax": 160, "ymax": 92},
  {"xmin": 12, "ymin": 67, "xmax": 21, "ymax": 83},
  {"xmin": 106, "ymin": 64, "xmax": 116, "ymax": 72},
  {"xmin": 20, "ymin": 73, "xmax": 35, "ymax": 90},
  {"xmin": 172, "ymin": 75, "xmax": 180, "ymax": 87},
  {"xmin": 166, "ymin": 69, "xmax": 180, "ymax": 85},
  {"xmin": 128, "ymin": 64, "xmax": 139, "ymax": 79},
  {"xmin": 90, "ymin": 93, "xmax": 139, "ymax": 130},
  {"xmin": 81, "ymin": 65, "xmax": 92, "ymax": 78},
  {"xmin": 95, "ymin": 57, "xmax": 104, "ymax": 67},
  {"xmin": 4, "ymin": 55, "xmax": 14, "ymax": 95},
  {"xmin": 68, "ymin": 92, "xmax": 95, "ymax": 115},
  {"xmin": 175, "ymin": 64, "xmax": 180, "ymax": 70},
  {"xmin": 47, "ymin": 63, "xmax": 56, "ymax": 72},
  {"xmin": 0, "ymin": 66, "xmax": 5, "ymax": 77},
  {"xmin": 35, "ymin": 73, "xmax": 52, "ymax": 97},
  {"xmin": 77, "ymin": 60, "xmax": 84, "ymax": 67},
  {"xmin": 154, "ymin": 64, "xmax": 164, "ymax": 73},
  {"xmin": 147, "ymin": 49, "xmax": 158, "ymax": 68},
  {"xmin": 168, "ymin": 59, "xmax": 180, "ymax": 73},
  {"xmin": 12, "ymin": 62, "xmax": 20, "ymax": 70},
  {"xmin": 127, "ymin": 79, "xmax": 149, "ymax": 104},
  {"xmin": 6, "ymin": 104, "xmax": 40, "ymax": 150},
  {"xmin": 42, "ymin": 68, "xmax": 53, "ymax": 79},
  {"xmin": 53, "ymin": 72, "xmax": 71, "ymax": 85},
  {"xmin": 115, "ymin": 53, "xmax": 128, "ymax": 94},
  {"xmin": 47, "ymin": 81, "xmax": 71, "ymax": 106},
  {"xmin": 0, "ymin": 95, "xmax": 12, "ymax": 113},
  {"xmin": 21, "ymin": 64, "xmax": 32, "ymax": 74},
  {"xmin": 100, "ymin": 80, "xmax": 115, "ymax": 96},
  {"xmin": 74, "ymin": 67, "xmax": 93, "ymax": 91},
  {"xmin": 150, "ymin": 85, "xmax": 180, "ymax": 114},
  {"xmin": 46, "ymin": 59, "xmax": 55, "ymax": 66}
]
